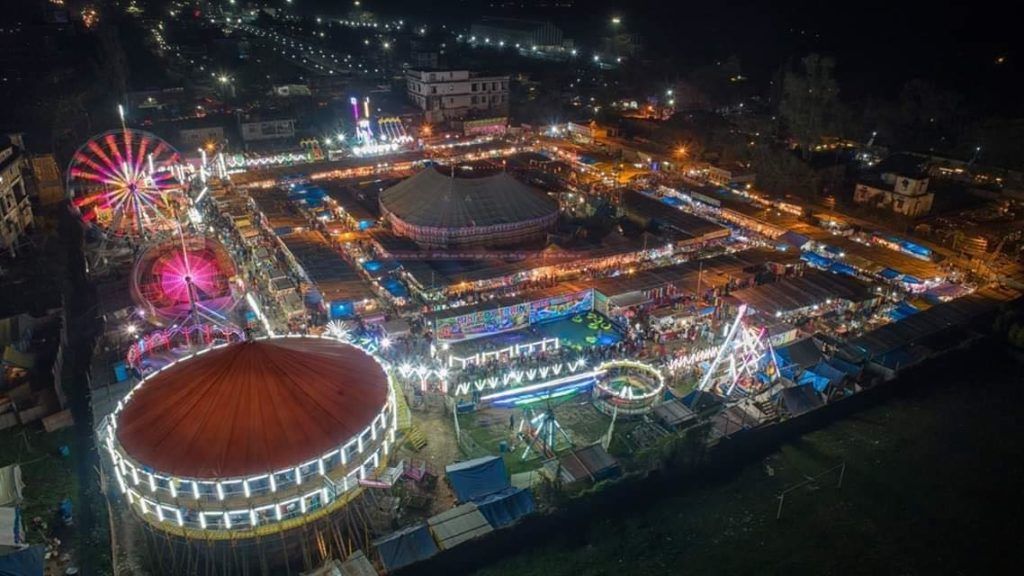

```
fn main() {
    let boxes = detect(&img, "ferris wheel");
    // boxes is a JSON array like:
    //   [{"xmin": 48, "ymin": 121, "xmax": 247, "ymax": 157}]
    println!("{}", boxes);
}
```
[
  {"xmin": 67, "ymin": 128, "xmax": 186, "ymax": 242},
  {"xmin": 131, "ymin": 233, "xmax": 241, "ymax": 327}
]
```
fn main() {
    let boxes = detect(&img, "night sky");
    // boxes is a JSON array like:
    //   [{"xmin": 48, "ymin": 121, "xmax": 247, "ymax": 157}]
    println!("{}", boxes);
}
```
[{"xmin": 310, "ymin": 0, "xmax": 1020, "ymax": 113}]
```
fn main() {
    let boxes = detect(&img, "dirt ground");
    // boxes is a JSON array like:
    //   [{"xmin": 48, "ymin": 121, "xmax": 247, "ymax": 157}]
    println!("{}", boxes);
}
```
[{"xmin": 399, "ymin": 402, "xmax": 460, "ymax": 515}]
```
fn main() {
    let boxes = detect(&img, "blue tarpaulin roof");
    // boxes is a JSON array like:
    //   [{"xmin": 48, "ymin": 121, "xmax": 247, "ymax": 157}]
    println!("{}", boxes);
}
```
[
  {"xmin": 801, "ymin": 251, "xmax": 832, "ymax": 269},
  {"xmin": 828, "ymin": 356, "xmax": 862, "ymax": 377},
  {"xmin": 474, "ymin": 488, "xmax": 535, "ymax": 528},
  {"xmin": 901, "ymin": 275, "xmax": 923, "ymax": 285},
  {"xmin": 777, "ymin": 338, "xmax": 824, "ymax": 370},
  {"xmin": 797, "ymin": 370, "xmax": 831, "ymax": 392},
  {"xmin": 879, "ymin": 268, "xmax": 902, "ymax": 280},
  {"xmin": 889, "ymin": 301, "xmax": 919, "ymax": 322},
  {"xmin": 0, "ymin": 545, "xmax": 44, "ymax": 576},
  {"xmin": 373, "ymin": 523, "xmax": 439, "ymax": 572},
  {"xmin": 898, "ymin": 239, "xmax": 931, "ymax": 258},
  {"xmin": 829, "ymin": 261, "xmax": 857, "ymax": 276},
  {"xmin": 780, "ymin": 384, "xmax": 824, "ymax": 416},
  {"xmin": 445, "ymin": 456, "xmax": 510, "ymax": 503},
  {"xmin": 809, "ymin": 361, "xmax": 847, "ymax": 386},
  {"xmin": 780, "ymin": 231, "xmax": 810, "ymax": 250}
]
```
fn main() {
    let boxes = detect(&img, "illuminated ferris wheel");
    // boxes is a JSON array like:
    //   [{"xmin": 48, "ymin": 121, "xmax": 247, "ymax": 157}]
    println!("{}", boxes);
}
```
[
  {"xmin": 131, "ymin": 234, "xmax": 240, "ymax": 327},
  {"xmin": 67, "ymin": 128, "xmax": 186, "ymax": 241}
]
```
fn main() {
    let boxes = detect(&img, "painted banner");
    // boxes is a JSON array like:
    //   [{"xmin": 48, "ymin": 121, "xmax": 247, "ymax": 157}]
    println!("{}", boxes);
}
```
[
  {"xmin": 435, "ymin": 302, "xmax": 530, "ymax": 341},
  {"xmin": 529, "ymin": 289, "xmax": 594, "ymax": 324}
]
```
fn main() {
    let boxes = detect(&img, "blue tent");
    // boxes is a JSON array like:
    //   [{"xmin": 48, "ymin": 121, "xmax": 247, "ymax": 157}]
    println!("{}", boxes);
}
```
[
  {"xmin": 779, "ymin": 231, "xmax": 810, "ymax": 250},
  {"xmin": 373, "ymin": 523, "xmax": 439, "ymax": 572},
  {"xmin": 801, "ymin": 251, "xmax": 832, "ymax": 269},
  {"xmin": 780, "ymin": 384, "xmax": 824, "ymax": 416},
  {"xmin": 889, "ymin": 301, "xmax": 919, "ymax": 322},
  {"xmin": 808, "ymin": 361, "xmax": 847, "ymax": 387},
  {"xmin": 475, "ymin": 488, "xmax": 535, "ymax": 528},
  {"xmin": 879, "ymin": 268, "xmax": 902, "ymax": 280},
  {"xmin": 445, "ymin": 456, "xmax": 510, "ymax": 503},
  {"xmin": 828, "ymin": 356, "xmax": 863, "ymax": 377},
  {"xmin": 829, "ymin": 261, "xmax": 857, "ymax": 276},
  {"xmin": 797, "ymin": 370, "xmax": 831, "ymax": 392},
  {"xmin": 0, "ymin": 545, "xmax": 44, "ymax": 576}
]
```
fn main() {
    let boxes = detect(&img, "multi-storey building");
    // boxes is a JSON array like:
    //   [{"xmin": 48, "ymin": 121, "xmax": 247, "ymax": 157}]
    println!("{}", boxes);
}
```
[
  {"xmin": 1, "ymin": 144, "xmax": 33, "ymax": 256},
  {"xmin": 406, "ymin": 69, "xmax": 510, "ymax": 123}
]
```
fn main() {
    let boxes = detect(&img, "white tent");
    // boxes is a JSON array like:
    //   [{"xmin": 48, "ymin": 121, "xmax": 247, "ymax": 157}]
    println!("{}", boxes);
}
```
[{"xmin": 0, "ymin": 465, "xmax": 24, "ymax": 507}]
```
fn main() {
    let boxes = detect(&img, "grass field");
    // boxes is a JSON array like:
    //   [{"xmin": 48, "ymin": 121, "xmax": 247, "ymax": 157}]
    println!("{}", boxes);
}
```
[{"xmin": 474, "ymin": 349, "xmax": 1024, "ymax": 576}]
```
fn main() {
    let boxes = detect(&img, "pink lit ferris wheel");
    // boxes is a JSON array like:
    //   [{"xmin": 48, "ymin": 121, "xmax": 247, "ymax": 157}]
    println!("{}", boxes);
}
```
[
  {"xmin": 67, "ymin": 128, "xmax": 186, "ymax": 241},
  {"xmin": 131, "ymin": 235, "xmax": 240, "ymax": 326}
]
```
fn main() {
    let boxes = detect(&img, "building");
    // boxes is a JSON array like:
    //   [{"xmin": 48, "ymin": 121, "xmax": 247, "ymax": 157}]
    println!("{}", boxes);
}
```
[
  {"xmin": 406, "ymin": 70, "xmax": 510, "ymax": 123},
  {"xmin": 854, "ymin": 170, "xmax": 934, "ymax": 217},
  {"xmin": 239, "ymin": 116, "xmax": 296, "ymax": 143},
  {"xmin": 28, "ymin": 154, "xmax": 64, "ymax": 207},
  {"xmin": 705, "ymin": 163, "xmax": 756, "ymax": 188},
  {"xmin": 102, "ymin": 337, "xmax": 397, "ymax": 572},
  {"xmin": 469, "ymin": 18, "xmax": 563, "ymax": 49},
  {"xmin": 1, "ymin": 144, "xmax": 33, "ymax": 256},
  {"xmin": 379, "ymin": 165, "xmax": 558, "ymax": 249}
]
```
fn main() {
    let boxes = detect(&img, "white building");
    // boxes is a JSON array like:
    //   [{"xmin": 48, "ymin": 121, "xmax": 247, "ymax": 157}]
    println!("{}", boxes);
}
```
[
  {"xmin": 1, "ymin": 144, "xmax": 33, "ymax": 256},
  {"xmin": 854, "ymin": 171, "xmax": 934, "ymax": 217},
  {"xmin": 239, "ymin": 117, "xmax": 296, "ymax": 143},
  {"xmin": 706, "ymin": 163, "xmax": 756, "ymax": 188},
  {"xmin": 406, "ymin": 69, "xmax": 509, "ymax": 123}
]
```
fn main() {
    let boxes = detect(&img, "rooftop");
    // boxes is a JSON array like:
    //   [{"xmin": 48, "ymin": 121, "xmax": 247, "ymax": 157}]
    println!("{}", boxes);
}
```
[{"xmin": 116, "ymin": 338, "xmax": 389, "ymax": 478}]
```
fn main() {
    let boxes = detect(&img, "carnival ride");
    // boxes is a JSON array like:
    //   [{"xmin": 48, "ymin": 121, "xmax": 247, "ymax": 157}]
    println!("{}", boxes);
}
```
[
  {"xmin": 67, "ymin": 128, "xmax": 186, "ymax": 243},
  {"xmin": 131, "ymin": 233, "xmax": 240, "ymax": 327},
  {"xmin": 695, "ymin": 305, "xmax": 780, "ymax": 398},
  {"xmin": 592, "ymin": 360, "xmax": 666, "ymax": 416},
  {"xmin": 518, "ymin": 406, "xmax": 573, "ymax": 460}
]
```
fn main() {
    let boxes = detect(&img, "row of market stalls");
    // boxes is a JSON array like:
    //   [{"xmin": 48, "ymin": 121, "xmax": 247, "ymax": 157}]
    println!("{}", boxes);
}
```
[
  {"xmin": 373, "ymin": 456, "xmax": 536, "ymax": 572},
  {"xmin": 208, "ymin": 185, "xmax": 307, "ymax": 323}
]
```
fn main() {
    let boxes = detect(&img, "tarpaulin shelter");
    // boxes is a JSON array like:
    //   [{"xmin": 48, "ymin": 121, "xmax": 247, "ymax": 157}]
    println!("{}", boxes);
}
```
[
  {"xmin": 889, "ymin": 301, "xmax": 919, "ymax": 322},
  {"xmin": 0, "ymin": 545, "xmax": 44, "ymax": 576},
  {"xmin": 779, "ymin": 231, "xmax": 810, "ymax": 250},
  {"xmin": 777, "ymin": 338, "xmax": 824, "ymax": 370},
  {"xmin": 0, "ymin": 466, "xmax": 23, "ymax": 507},
  {"xmin": 544, "ymin": 444, "xmax": 621, "ymax": 485},
  {"xmin": 373, "ymin": 523, "xmax": 438, "ymax": 572},
  {"xmin": 805, "ymin": 361, "xmax": 847, "ymax": 391},
  {"xmin": 796, "ymin": 369, "xmax": 830, "ymax": 392},
  {"xmin": 427, "ymin": 503, "xmax": 494, "ymax": 550},
  {"xmin": 879, "ymin": 267, "xmax": 902, "ymax": 281},
  {"xmin": 444, "ymin": 456, "xmax": 510, "ymax": 503},
  {"xmin": 780, "ymin": 384, "xmax": 824, "ymax": 417},
  {"xmin": 0, "ymin": 507, "xmax": 24, "ymax": 549},
  {"xmin": 474, "ymin": 488, "xmax": 535, "ymax": 528}
]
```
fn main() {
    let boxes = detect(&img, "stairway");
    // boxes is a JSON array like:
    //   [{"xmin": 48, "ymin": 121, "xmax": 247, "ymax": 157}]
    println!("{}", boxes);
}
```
[
  {"xmin": 756, "ymin": 400, "xmax": 779, "ymax": 423},
  {"xmin": 392, "ymin": 381, "xmax": 412, "ymax": 431},
  {"xmin": 405, "ymin": 426, "xmax": 428, "ymax": 451}
]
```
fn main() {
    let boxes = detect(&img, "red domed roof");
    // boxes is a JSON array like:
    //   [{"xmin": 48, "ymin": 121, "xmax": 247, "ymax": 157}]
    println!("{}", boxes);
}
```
[{"xmin": 116, "ymin": 338, "xmax": 389, "ymax": 479}]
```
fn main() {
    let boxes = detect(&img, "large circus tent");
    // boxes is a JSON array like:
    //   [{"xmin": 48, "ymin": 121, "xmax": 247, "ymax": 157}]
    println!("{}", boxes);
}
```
[
  {"xmin": 379, "ymin": 166, "xmax": 558, "ymax": 249},
  {"xmin": 105, "ymin": 337, "xmax": 396, "ymax": 537}
]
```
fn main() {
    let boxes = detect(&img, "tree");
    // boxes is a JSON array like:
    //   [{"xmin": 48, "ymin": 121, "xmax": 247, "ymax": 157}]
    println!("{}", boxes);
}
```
[
  {"xmin": 751, "ymin": 145, "xmax": 821, "ymax": 198},
  {"xmin": 778, "ymin": 54, "xmax": 844, "ymax": 155},
  {"xmin": 897, "ymin": 79, "xmax": 963, "ymax": 150}
]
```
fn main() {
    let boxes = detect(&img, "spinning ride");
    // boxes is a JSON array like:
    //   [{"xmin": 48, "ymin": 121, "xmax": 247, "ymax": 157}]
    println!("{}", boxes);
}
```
[
  {"xmin": 130, "ymin": 234, "xmax": 239, "ymax": 326},
  {"xmin": 67, "ymin": 128, "xmax": 186, "ymax": 241}
]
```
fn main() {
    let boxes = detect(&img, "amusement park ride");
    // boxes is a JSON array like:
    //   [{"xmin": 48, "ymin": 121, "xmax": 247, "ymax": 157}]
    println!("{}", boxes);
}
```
[
  {"xmin": 695, "ymin": 304, "xmax": 781, "ymax": 398},
  {"xmin": 347, "ymin": 96, "xmax": 413, "ymax": 157},
  {"xmin": 68, "ymin": 115, "xmax": 246, "ymax": 368},
  {"xmin": 66, "ymin": 127, "xmax": 188, "ymax": 264}
]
